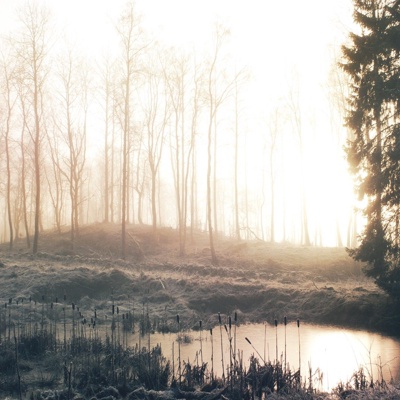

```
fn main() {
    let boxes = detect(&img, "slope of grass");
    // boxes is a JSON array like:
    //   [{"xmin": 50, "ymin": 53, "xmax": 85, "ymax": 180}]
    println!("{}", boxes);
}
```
[{"xmin": 0, "ymin": 222, "xmax": 398, "ymax": 335}]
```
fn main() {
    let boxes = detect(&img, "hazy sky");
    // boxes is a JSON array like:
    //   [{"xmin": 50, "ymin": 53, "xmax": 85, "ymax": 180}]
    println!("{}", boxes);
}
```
[{"xmin": 0, "ymin": 0, "xmax": 354, "ymax": 111}]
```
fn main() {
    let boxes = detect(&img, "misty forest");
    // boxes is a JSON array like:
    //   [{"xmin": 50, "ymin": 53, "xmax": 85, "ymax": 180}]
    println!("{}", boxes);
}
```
[{"xmin": 1, "ymin": 0, "xmax": 400, "ymax": 399}]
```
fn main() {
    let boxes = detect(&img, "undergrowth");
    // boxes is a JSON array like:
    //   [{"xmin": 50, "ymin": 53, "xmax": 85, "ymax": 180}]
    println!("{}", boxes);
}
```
[{"xmin": 0, "ymin": 296, "xmax": 399, "ymax": 399}]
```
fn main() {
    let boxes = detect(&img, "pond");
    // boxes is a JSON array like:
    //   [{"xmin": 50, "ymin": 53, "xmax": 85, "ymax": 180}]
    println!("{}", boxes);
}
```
[{"xmin": 128, "ymin": 322, "xmax": 400, "ymax": 392}]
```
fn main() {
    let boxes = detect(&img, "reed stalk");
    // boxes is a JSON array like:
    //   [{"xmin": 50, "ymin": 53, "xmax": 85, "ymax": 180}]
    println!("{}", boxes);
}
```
[
  {"xmin": 284, "ymin": 316, "xmax": 287, "ymax": 373},
  {"xmin": 117, "ymin": 306, "xmax": 120, "ymax": 348},
  {"xmin": 245, "ymin": 337, "xmax": 266, "ymax": 365},
  {"xmin": 147, "ymin": 308, "xmax": 151, "ymax": 370},
  {"xmin": 14, "ymin": 326, "xmax": 22, "ymax": 400},
  {"xmin": 199, "ymin": 320, "xmax": 203, "ymax": 365},
  {"xmin": 8, "ymin": 298, "xmax": 12, "ymax": 342},
  {"xmin": 234, "ymin": 311, "xmax": 237, "ymax": 371},
  {"xmin": 67, "ymin": 361, "xmax": 72, "ymax": 400},
  {"xmin": 274, "ymin": 318, "xmax": 278, "ymax": 362},
  {"xmin": 218, "ymin": 312, "xmax": 225, "ymax": 384},
  {"xmin": 172, "ymin": 341, "xmax": 175, "ymax": 382},
  {"xmin": 41, "ymin": 295, "xmax": 45, "ymax": 334},
  {"xmin": 177, "ymin": 314, "xmax": 181, "ymax": 385},
  {"xmin": 264, "ymin": 322, "xmax": 267, "ymax": 363},
  {"xmin": 72, "ymin": 303, "xmax": 76, "ymax": 345},
  {"xmin": 228, "ymin": 315, "xmax": 233, "ymax": 388},
  {"xmin": 29, "ymin": 296, "xmax": 32, "ymax": 339},
  {"xmin": 210, "ymin": 327, "xmax": 214, "ymax": 383},
  {"xmin": 297, "ymin": 319, "xmax": 301, "ymax": 374}
]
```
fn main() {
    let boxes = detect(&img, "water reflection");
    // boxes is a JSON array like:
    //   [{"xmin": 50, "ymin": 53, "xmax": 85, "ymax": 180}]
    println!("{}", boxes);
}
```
[{"xmin": 128, "ymin": 322, "xmax": 400, "ymax": 391}]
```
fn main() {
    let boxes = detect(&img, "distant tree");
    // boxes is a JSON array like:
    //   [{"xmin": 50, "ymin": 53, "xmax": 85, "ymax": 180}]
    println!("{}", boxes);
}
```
[
  {"xmin": 266, "ymin": 108, "xmax": 280, "ymax": 243},
  {"xmin": 45, "ymin": 122, "xmax": 65, "ymax": 234},
  {"xmin": 116, "ymin": 2, "xmax": 140, "ymax": 258},
  {"xmin": 162, "ymin": 51, "xmax": 202, "ymax": 255},
  {"xmin": 233, "ymin": 76, "xmax": 242, "ymax": 241},
  {"xmin": 15, "ymin": 2, "xmax": 51, "ymax": 254},
  {"xmin": 286, "ymin": 72, "xmax": 311, "ymax": 246},
  {"xmin": 16, "ymin": 70, "xmax": 33, "ymax": 247},
  {"xmin": 54, "ymin": 50, "xmax": 88, "ymax": 249},
  {"xmin": 205, "ymin": 27, "xmax": 226, "ymax": 265},
  {"xmin": 326, "ymin": 56, "xmax": 351, "ymax": 248},
  {"xmin": 99, "ymin": 58, "xmax": 115, "ymax": 224},
  {"xmin": 0, "ymin": 53, "xmax": 17, "ymax": 249},
  {"xmin": 232, "ymin": 69, "xmax": 248, "ymax": 241},
  {"xmin": 343, "ymin": 0, "xmax": 400, "ymax": 297},
  {"xmin": 204, "ymin": 25, "xmax": 238, "ymax": 265},
  {"xmin": 141, "ymin": 52, "xmax": 169, "ymax": 235}
]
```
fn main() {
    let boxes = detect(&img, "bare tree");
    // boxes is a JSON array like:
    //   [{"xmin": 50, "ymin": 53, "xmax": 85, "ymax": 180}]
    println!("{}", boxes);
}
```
[
  {"xmin": 204, "ymin": 26, "xmax": 237, "ymax": 265},
  {"xmin": 162, "ymin": 51, "xmax": 202, "ymax": 255},
  {"xmin": 232, "ymin": 69, "xmax": 248, "ymax": 241},
  {"xmin": 327, "ymin": 54, "xmax": 354, "ymax": 247},
  {"xmin": 53, "ymin": 50, "xmax": 88, "ymax": 249},
  {"xmin": 0, "ymin": 53, "xmax": 17, "ymax": 249},
  {"xmin": 45, "ymin": 123, "xmax": 65, "ymax": 233},
  {"xmin": 16, "ymin": 72, "xmax": 33, "ymax": 247},
  {"xmin": 267, "ymin": 109, "xmax": 280, "ymax": 243},
  {"xmin": 15, "ymin": 2, "xmax": 51, "ymax": 253},
  {"xmin": 98, "ymin": 57, "xmax": 116, "ymax": 223},
  {"xmin": 116, "ymin": 2, "xmax": 148, "ymax": 258},
  {"xmin": 286, "ymin": 72, "xmax": 311, "ymax": 246},
  {"xmin": 141, "ymin": 54, "xmax": 169, "ymax": 235}
]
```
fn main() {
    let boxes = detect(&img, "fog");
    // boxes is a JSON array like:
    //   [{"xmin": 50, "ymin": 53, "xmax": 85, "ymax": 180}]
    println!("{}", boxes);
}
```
[{"xmin": 0, "ymin": 0, "xmax": 359, "ymax": 249}]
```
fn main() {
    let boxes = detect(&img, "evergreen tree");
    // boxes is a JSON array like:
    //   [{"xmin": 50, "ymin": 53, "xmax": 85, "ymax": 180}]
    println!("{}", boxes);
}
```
[{"xmin": 343, "ymin": 0, "xmax": 400, "ymax": 297}]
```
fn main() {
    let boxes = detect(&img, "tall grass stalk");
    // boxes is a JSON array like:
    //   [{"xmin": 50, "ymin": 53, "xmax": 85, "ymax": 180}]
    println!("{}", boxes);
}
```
[
  {"xmin": 172, "ymin": 341, "xmax": 175, "ymax": 383},
  {"xmin": 41, "ymin": 295, "xmax": 45, "ymax": 334},
  {"xmin": 297, "ymin": 319, "xmax": 301, "ymax": 374},
  {"xmin": 111, "ymin": 300, "xmax": 115, "ymax": 383},
  {"xmin": 29, "ymin": 297, "xmax": 32, "ymax": 339},
  {"xmin": 199, "ymin": 320, "xmax": 203, "ymax": 365},
  {"xmin": 210, "ymin": 327, "xmax": 214, "ymax": 382},
  {"xmin": 147, "ymin": 306, "xmax": 151, "ymax": 370},
  {"xmin": 228, "ymin": 316, "xmax": 234, "ymax": 385},
  {"xmin": 218, "ymin": 312, "xmax": 225, "ymax": 384},
  {"xmin": 117, "ymin": 306, "xmax": 120, "ymax": 348},
  {"xmin": 63, "ymin": 294, "xmax": 67, "ymax": 351},
  {"xmin": 245, "ymin": 337, "xmax": 266, "ymax": 365},
  {"xmin": 8, "ymin": 299, "xmax": 11, "ymax": 341},
  {"xmin": 274, "ymin": 318, "xmax": 278, "ymax": 362},
  {"xmin": 177, "ymin": 314, "xmax": 181, "ymax": 385},
  {"xmin": 224, "ymin": 321, "xmax": 232, "ymax": 385},
  {"xmin": 284, "ymin": 316, "xmax": 287, "ymax": 373},
  {"xmin": 14, "ymin": 327, "xmax": 22, "ymax": 400},
  {"xmin": 264, "ymin": 322, "xmax": 267, "ymax": 363},
  {"xmin": 72, "ymin": 302, "xmax": 76, "ymax": 344},
  {"xmin": 234, "ymin": 311, "xmax": 237, "ymax": 372}
]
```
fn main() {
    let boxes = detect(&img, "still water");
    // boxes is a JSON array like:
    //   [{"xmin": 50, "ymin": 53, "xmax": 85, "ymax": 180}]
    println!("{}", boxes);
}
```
[{"xmin": 128, "ymin": 322, "xmax": 400, "ymax": 392}]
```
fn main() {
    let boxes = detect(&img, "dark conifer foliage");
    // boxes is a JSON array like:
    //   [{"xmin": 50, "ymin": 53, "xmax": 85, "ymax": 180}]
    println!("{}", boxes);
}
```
[{"xmin": 343, "ymin": 0, "xmax": 400, "ymax": 297}]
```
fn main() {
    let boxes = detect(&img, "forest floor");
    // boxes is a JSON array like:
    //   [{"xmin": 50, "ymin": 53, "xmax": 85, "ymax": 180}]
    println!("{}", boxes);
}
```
[
  {"xmin": 0, "ymin": 222, "xmax": 398, "ymax": 336},
  {"xmin": 1, "ymin": 223, "xmax": 400, "ymax": 399}
]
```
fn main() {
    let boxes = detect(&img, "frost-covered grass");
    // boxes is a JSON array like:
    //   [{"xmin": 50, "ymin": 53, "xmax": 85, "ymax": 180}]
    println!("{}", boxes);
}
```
[
  {"xmin": 0, "ymin": 223, "xmax": 396, "ymax": 334},
  {"xmin": 0, "ymin": 223, "xmax": 400, "ymax": 398}
]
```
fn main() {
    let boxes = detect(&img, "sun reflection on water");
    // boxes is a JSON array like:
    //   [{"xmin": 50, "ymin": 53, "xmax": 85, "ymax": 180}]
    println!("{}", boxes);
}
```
[{"xmin": 129, "ymin": 322, "xmax": 400, "ymax": 392}]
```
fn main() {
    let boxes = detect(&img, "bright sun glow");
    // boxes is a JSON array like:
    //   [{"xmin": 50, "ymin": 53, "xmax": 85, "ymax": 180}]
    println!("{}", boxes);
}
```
[{"xmin": 0, "ymin": 0, "xmax": 359, "ymax": 246}]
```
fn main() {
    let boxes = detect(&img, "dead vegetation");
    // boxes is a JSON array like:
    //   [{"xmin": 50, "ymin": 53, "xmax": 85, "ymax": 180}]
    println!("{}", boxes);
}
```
[
  {"xmin": 0, "ymin": 222, "xmax": 398, "ymax": 336},
  {"xmin": 1, "ymin": 223, "xmax": 400, "ymax": 399}
]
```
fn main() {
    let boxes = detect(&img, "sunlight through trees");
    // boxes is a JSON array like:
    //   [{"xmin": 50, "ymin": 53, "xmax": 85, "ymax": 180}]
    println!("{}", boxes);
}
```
[
  {"xmin": 343, "ymin": 0, "xmax": 400, "ymax": 297},
  {"xmin": 0, "ymin": 0, "xmax": 358, "ymax": 259}
]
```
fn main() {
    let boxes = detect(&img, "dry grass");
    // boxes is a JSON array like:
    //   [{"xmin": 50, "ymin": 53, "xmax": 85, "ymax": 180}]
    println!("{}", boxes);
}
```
[{"xmin": 0, "ymin": 223, "xmax": 397, "ymax": 335}]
